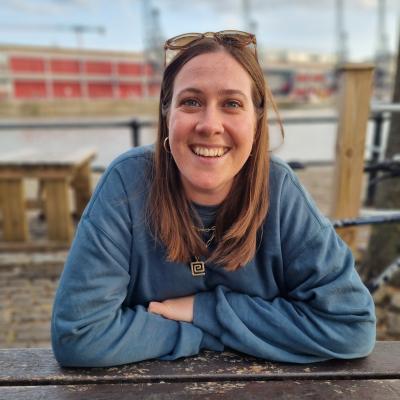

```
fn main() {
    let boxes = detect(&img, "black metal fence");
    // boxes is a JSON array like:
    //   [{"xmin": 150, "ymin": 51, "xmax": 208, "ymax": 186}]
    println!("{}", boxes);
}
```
[{"xmin": 0, "ymin": 104, "xmax": 397, "ymax": 151}]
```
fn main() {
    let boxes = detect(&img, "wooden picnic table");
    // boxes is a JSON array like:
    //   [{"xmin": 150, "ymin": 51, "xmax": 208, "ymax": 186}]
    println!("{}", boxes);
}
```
[
  {"xmin": 0, "ymin": 342, "xmax": 399, "ymax": 399},
  {"xmin": 0, "ymin": 148, "xmax": 96, "ymax": 246}
]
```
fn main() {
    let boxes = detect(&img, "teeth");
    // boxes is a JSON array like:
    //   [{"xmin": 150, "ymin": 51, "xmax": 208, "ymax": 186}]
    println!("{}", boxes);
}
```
[{"xmin": 193, "ymin": 146, "xmax": 227, "ymax": 157}]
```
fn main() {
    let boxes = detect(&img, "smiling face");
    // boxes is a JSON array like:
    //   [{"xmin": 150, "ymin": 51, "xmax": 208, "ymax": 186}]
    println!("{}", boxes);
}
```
[{"xmin": 167, "ymin": 50, "xmax": 257, "ymax": 206}]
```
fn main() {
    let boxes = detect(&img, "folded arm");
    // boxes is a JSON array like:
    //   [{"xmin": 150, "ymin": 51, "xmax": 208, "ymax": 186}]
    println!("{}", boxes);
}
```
[
  {"xmin": 51, "ymin": 219, "xmax": 223, "ymax": 367},
  {"xmin": 191, "ymin": 226, "xmax": 375, "ymax": 363}
]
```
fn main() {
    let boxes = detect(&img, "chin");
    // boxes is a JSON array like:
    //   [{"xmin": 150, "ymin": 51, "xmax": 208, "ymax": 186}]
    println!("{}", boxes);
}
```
[
  {"xmin": 194, "ymin": 179, "xmax": 224, "ymax": 191},
  {"xmin": 195, "ymin": 182, "xmax": 230, "ymax": 197}
]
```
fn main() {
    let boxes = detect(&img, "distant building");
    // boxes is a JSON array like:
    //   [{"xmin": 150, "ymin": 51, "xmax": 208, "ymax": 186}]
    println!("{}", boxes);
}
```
[
  {"xmin": 4, "ymin": 44, "xmax": 391, "ymax": 105},
  {"xmin": 0, "ymin": 44, "xmax": 161, "ymax": 101},
  {"xmin": 261, "ymin": 49, "xmax": 337, "ymax": 103}
]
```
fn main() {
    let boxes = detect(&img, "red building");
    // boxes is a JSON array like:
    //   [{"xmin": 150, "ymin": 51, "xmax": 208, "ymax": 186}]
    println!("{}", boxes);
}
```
[
  {"xmin": 0, "ymin": 44, "xmax": 161, "ymax": 100},
  {"xmin": 262, "ymin": 50, "xmax": 336, "ymax": 103}
]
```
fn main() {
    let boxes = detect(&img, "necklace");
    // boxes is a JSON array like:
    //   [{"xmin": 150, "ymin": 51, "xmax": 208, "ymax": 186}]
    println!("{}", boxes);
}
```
[{"xmin": 190, "ymin": 226, "xmax": 216, "ymax": 276}]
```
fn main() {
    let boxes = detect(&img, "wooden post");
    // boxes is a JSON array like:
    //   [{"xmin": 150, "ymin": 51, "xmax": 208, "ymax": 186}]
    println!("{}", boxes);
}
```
[
  {"xmin": 0, "ymin": 179, "xmax": 29, "ymax": 241},
  {"xmin": 43, "ymin": 178, "xmax": 73, "ymax": 243},
  {"xmin": 331, "ymin": 64, "xmax": 374, "ymax": 253}
]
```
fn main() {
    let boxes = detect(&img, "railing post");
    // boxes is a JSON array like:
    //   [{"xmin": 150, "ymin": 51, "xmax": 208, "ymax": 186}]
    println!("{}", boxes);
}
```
[
  {"xmin": 365, "ymin": 112, "xmax": 384, "ymax": 206},
  {"xmin": 129, "ymin": 120, "xmax": 140, "ymax": 147},
  {"xmin": 331, "ymin": 63, "xmax": 374, "ymax": 254}
]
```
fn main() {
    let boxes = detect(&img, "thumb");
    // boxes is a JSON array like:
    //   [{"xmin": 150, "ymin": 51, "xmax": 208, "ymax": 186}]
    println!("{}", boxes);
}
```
[{"xmin": 148, "ymin": 301, "xmax": 167, "ymax": 316}]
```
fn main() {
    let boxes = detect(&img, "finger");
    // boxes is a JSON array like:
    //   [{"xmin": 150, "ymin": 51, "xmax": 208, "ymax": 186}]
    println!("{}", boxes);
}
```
[{"xmin": 148, "ymin": 301, "xmax": 164, "ymax": 315}]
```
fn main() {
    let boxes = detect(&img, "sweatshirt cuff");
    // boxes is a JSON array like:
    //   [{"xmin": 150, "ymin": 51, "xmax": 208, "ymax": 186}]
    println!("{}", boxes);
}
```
[
  {"xmin": 193, "ymin": 290, "xmax": 224, "ymax": 338},
  {"xmin": 158, "ymin": 321, "xmax": 203, "ymax": 361},
  {"xmin": 200, "ymin": 332, "xmax": 224, "ymax": 352}
]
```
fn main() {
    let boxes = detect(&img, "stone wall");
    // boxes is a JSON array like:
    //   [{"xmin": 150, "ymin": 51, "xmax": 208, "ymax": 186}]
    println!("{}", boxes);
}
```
[
  {"xmin": 0, "ymin": 252, "xmax": 66, "ymax": 348},
  {"xmin": 375, "ymin": 286, "xmax": 400, "ymax": 340}
]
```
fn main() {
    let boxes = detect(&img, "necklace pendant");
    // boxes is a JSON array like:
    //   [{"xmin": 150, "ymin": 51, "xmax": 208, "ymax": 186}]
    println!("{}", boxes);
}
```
[{"xmin": 190, "ymin": 260, "xmax": 206, "ymax": 276}]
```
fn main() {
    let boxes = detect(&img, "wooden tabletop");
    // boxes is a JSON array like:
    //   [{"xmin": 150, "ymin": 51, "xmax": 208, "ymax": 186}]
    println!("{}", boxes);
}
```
[
  {"xmin": 0, "ymin": 148, "xmax": 96, "ymax": 168},
  {"xmin": 0, "ymin": 341, "xmax": 399, "ymax": 399}
]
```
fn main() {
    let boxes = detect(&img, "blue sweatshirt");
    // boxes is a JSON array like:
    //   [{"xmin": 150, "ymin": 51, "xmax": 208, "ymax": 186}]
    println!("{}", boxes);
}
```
[{"xmin": 51, "ymin": 145, "xmax": 376, "ymax": 367}]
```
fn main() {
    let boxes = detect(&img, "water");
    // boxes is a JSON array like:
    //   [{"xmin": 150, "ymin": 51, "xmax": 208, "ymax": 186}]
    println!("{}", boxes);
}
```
[
  {"xmin": 0, "ymin": 108, "xmax": 390, "ymax": 167},
  {"xmin": 273, "ymin": 108, "xmax": 390, "ymax": 164}
]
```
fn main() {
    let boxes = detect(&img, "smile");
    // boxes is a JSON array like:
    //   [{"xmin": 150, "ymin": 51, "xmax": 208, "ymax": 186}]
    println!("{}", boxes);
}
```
[{"xmin": 191, "ymin": 146, "xmax": 230, "ymax": 158}]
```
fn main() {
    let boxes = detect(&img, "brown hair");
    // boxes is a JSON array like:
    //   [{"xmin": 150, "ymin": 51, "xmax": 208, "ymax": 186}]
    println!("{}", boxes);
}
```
[{"xmin": 148, "ymin": 38, "xmax": 280, "ymax": 270}]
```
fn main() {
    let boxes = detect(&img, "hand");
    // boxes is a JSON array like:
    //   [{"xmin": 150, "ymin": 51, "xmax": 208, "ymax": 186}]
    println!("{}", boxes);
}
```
[{"xmin": 148, "ymin": 295, "xmax": 194, "ymax": 323}]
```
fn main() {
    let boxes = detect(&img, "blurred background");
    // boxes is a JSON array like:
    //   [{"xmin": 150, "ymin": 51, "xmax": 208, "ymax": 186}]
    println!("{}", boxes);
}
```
[
  {"xmin": 0, "ymin": 0, "xmax": 399, "ymax": 348},
  {"xmin": 0, "ymin": 0, "xmax": 399, "ymax": 164}
]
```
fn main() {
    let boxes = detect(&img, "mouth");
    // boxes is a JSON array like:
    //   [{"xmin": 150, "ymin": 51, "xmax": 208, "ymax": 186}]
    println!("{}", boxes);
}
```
[{"xmin": 190, "ymin": 145, "xmax": 230, "ymax": 158}]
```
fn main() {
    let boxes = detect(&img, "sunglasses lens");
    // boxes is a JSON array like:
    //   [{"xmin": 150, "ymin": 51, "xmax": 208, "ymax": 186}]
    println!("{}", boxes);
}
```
[
  {"xmin": 165, "ymin": 49, "xmax": 180, "ymax": 66},
  {"xmin": 220, "ymin": 31, "xmax": 254, "ymax": 45},
  {"xmin": 222, "ymin": 30, "xmax": 250, "ymax": 37},
  {"xmin": 167, "ymin": 34, "xmax": 202, "ymax": 49}
]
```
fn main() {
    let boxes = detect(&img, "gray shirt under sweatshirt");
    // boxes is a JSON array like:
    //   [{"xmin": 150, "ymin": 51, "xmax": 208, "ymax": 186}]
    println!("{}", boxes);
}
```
[{"xmin": 51, "ymin": 145, "xmax": 376, "ymax": 367}]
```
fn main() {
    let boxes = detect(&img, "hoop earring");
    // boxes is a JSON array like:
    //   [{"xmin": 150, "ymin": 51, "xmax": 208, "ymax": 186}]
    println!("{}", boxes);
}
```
[{"xmin": 163, "ymin": 137, "xmax": 171, "ymax": 153}]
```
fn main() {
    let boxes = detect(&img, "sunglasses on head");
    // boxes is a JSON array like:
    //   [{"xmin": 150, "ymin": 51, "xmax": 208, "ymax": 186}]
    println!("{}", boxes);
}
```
[{"xmin": 164, "ymin": 30, "xmax": 257, "ymax": 66}]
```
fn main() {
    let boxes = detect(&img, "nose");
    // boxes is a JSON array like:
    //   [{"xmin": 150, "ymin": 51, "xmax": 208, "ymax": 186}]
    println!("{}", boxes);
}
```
[{"xmin": 195, "ymin": 106, "xmax": 224, "ymax": 136}]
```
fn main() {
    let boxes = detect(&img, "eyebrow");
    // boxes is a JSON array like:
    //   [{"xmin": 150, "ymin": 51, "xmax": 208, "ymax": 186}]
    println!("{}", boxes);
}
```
[{"xmin": 176, "ymin": 87, "xmax": 248, "ymax": 98}]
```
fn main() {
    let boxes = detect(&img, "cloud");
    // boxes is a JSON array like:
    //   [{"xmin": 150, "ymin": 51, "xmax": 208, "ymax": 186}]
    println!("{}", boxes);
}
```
[
  {"xmin": 159, "ymin": 0, "xmax": 399, "ymax": 13},
  {"xmin": 357, "ymin": 0, "xmax": 400, "ymax": 10},
  {"xmin": 5, "ymin": 0, "xmax": 398, "ymax": 18},
  {"xmin": 2, "ymin": 0, "xmax": 95, "ymax": 15},
  {"xmin": 155, "ymin": 0, "xmax": 236, "ymax": 14},
  {"xmin": 220, "ymin": 15, "xmax": 243, "ymax": 29}
]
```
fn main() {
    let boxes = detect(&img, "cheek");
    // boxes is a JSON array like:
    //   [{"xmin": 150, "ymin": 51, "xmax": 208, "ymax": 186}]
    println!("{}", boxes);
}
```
[
  {"xmin": 168, "ymin": 113, "xmax": 193, "ymax": 144},
  {"xmin": 168, "ymin": 116, "xmax": 189, "ymax": 160},
  {"xmin": 233, "ymin": 118, "xmax": 257, "ymax": 148}
]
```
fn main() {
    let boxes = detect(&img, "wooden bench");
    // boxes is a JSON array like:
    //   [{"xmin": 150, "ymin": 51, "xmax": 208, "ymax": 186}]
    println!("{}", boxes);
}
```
[
  {"xmin": 0, "ymin": 148, "xmax": 96, "ymax": 246},
  {"xmin": 0, "ymin": 342, "xmax": 399, "ymax": 399}
]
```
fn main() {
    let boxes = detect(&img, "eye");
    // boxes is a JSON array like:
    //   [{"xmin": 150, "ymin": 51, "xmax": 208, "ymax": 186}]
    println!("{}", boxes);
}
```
[
  {"xmin": 181, "ymin": 98, "xmax": 201, "ymax": 107},
  {"xmin": 225, "ymin": 100, "xmax": 242, "ymax": 108}
]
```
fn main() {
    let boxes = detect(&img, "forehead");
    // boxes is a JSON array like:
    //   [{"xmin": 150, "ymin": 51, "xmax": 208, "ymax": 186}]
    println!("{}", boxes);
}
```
[{"xmin": 172, "ymin": 51, "xmax": 253, "ymax": 95}]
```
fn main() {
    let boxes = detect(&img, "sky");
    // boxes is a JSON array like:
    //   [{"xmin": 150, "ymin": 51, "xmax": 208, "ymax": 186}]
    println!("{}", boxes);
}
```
[{"xmin": 0, "ymin": 0, "xmax": 399, "ymax": 61}]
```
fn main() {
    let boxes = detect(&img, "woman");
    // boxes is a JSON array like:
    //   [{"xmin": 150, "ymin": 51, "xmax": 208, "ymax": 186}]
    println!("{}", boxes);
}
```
[{"xmin": 51, "ymin": 31, "xmax": 376, "ymax": 367}]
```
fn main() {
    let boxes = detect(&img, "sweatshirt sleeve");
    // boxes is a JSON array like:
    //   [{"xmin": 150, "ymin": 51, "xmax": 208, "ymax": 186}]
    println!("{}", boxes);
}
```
[
  {"xmin": 193, "ymin": 226, "xmax": 375, "ymax": 363},
  {"xmin": 192, "ymin": 168, "xmax": 376, "ymax": 364},
  {"xmin": 51, "ymin": 159, "xmax": 222, "ymax": 367}
]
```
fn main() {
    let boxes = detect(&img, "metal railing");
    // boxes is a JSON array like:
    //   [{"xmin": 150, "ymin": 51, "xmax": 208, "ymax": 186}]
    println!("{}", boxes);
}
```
[
  {"xmin": 0, "ymin": 103, "xmax": 398, "ymax": 148},
  {"xmin": 366, "ymin": 103, "xmax": 400, "ymax": 205},
  {"xmin": 0, "ymin": 118, "xmax": 156, "ymax": 147},
  {"xmin": 330, "ymin": 213, "xmax": 400, "ymax": 293}
]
